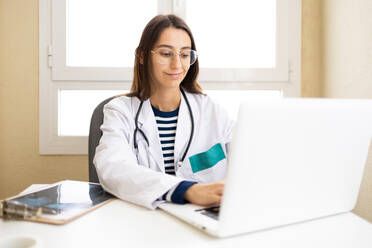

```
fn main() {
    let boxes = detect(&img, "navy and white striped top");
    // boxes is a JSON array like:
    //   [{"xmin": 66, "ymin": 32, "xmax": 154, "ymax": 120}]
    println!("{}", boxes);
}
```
[
  {"xmin": 151, "ymin": 105, "xmax": 178, "ymax": 175},
  {"xmin": 151, "ymin": 105, "xmax": 198, "ymax": 204}
]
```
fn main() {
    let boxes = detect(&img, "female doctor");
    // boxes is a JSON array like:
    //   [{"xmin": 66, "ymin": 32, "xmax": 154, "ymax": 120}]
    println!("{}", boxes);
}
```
[{"xmin": 94, "ymin": 14, "xmax": 233, "ymax": 209}]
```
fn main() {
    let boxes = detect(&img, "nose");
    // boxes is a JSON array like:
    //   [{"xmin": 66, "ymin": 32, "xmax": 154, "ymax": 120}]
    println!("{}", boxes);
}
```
[{"xmin": 170, "ymin": 54, "xmax": 182, "ymax": 68}]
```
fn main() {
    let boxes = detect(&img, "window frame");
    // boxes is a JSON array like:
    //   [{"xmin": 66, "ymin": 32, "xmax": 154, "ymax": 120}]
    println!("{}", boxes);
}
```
[{"xmin": 39, "ymin": 0, "xmax": 301, "ymax": 154}]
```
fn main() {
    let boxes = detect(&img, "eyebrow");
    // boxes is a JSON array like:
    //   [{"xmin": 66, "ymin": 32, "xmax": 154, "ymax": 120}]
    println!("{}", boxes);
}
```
[{"xmin": 156, "ymin": 44, "xmax": 192, "ymax": 50}]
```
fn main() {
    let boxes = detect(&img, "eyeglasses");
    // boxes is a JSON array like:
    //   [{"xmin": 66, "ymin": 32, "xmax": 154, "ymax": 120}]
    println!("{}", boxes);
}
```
[{"xmin": 151, "ymin": 48, "xmax": 198, "ymax": 66}]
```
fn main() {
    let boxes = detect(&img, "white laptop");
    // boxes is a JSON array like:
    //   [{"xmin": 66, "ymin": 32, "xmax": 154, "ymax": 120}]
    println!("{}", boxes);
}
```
[{"xmin": 159, "ymin": 98, "xmax": 372, "ymax": 238}]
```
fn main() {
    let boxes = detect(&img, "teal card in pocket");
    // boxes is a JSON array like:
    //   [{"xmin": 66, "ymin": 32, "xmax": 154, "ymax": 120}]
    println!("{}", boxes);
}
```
[{"xmin": 189, "ymin": 143, "xmax": 226, "ymax": 173}]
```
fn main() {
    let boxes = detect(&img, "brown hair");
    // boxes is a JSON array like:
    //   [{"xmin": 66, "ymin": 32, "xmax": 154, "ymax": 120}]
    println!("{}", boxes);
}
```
[{"xmin": 127, "ymin": 14, "xmax": 203, "ymax": 100}]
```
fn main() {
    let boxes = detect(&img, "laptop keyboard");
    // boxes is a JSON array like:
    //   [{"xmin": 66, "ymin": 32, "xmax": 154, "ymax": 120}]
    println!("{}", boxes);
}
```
[{"xmin": 195, "ymin": 205, "xmax": 220, "ymax": 220}]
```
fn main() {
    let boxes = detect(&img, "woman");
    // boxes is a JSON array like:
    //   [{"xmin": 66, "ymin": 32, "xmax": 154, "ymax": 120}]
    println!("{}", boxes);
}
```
[{"xmin": 94, "ymin": 14, "xmax": 233, "ymax": 209}]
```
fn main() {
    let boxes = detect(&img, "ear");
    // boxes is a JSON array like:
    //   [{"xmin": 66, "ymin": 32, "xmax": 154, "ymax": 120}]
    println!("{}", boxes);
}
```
[{"xmin": 137, "ymin": 50, "xmax": 144, "ymax": 65}]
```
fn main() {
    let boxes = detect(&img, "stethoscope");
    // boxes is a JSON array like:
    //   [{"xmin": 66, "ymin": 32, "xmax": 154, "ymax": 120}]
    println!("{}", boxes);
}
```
[{"xmin": 133, "ymin": 88, "xmax": 194, "ymax": 169}]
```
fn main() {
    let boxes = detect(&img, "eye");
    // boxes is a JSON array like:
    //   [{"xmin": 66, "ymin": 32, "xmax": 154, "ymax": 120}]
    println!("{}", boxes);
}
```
[
  {"xmin": 180, "ymin": 52, "xmax": 190, "ymax": 58},
  {"xmin": 159, "ymin": 50, "xmax": 173, "ymax": 57}
]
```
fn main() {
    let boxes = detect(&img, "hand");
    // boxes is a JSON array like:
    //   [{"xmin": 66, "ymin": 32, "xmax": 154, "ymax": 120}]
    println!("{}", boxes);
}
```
[{"xmin": 184, "ymin": 181, "xmax": 224, "ymax": 206}]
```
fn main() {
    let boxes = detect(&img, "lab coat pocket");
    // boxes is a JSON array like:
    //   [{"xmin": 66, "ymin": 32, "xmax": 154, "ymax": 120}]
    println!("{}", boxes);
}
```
[{"xmin": 189, "ymin": 143, "xmax": 226, "ymax": 173}]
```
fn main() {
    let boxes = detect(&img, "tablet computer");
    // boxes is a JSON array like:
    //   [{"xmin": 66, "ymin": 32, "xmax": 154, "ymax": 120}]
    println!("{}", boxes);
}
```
[{"xmin": 1, "ymin": 180, "xmax": 115, "ymax": 225}]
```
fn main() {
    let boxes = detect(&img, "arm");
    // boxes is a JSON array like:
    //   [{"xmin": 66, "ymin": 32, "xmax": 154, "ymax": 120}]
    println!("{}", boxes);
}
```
[
  {"xmin": 162, "ymin": 181, "xmax": 224, "ymax": 206},
  {"xmin": 93, "ymin": 99, "xmax": 183, "ymax": 209},
  {"xmin": 184, "ymin": 181, "xmax": 224, "ymax": 205}
]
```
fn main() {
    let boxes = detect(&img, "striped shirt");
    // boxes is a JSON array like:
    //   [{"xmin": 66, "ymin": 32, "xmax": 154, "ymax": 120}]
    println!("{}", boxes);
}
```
[
  {"xmin": 151, "ymin": 105, "xmax": 178, "ymax": 175},
  {"xmin": 151, "ymin": 105, "xmax": 198, "ymax": 204}
]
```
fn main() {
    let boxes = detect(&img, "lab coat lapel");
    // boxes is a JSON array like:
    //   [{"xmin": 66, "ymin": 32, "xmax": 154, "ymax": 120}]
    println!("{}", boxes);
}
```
[
  {"xmin": 137, "ymin": 99, "xmax": 165, "ymax": 172},
  {"xmin": 174, "ymin": 92, "xmax": 192, "ymax": 164}
]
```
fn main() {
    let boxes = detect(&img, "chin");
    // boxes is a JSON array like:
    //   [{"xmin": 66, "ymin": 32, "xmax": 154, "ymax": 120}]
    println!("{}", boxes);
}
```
[
  {"xmin": 167, "ymin": 82, "xmax": 182, "ymax": 89},
  {"xmin": 161, "ymin": 79, "xmax": 183, "ymax": 87}
]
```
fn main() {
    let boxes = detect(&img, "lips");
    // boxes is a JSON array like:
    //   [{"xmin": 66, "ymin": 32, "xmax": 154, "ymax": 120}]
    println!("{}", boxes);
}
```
[{"xmin": 165, "ymin": 72, "xmax": 183, "ymax": 79}]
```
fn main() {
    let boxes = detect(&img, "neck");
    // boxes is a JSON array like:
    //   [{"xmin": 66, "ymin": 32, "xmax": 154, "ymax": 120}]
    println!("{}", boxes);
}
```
[{"xmin": 150, "ymin": 87, "xmax": 181, "ymax": 111}]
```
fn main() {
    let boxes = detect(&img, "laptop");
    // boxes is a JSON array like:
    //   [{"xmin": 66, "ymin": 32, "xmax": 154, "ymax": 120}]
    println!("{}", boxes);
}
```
[{"xmin": 159, "ymin": 98, "xmax": 372, "ymax": 238}]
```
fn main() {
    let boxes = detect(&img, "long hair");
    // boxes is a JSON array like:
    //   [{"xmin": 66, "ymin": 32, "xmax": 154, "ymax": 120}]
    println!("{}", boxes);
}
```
[{"xmin": 127, "ymin": 14, "xmax": 202, "ymax": 100}]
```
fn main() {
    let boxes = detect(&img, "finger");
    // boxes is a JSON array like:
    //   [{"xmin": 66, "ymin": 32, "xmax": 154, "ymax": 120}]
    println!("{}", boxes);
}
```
[
  {"xmin": 213, "ymin": 185, "xmax": 224, "ymax": 195},
  {"xmin": 213, "ymin": 195, "xmax": 222, "ymax": 204},
  {"xmin": 202, "ymin": 195, "xmax": 221, "ymax": 206},
  {"xmin": 214, "ymin": 180, "xmax": 225, "ymax": 186},
  {"xmin": 220, "ymin": 180, "xmax": 225, "ymax": 185},
  {"xmin": 215, "ymin": 188, "xmax": 224, "ymax": 196}
]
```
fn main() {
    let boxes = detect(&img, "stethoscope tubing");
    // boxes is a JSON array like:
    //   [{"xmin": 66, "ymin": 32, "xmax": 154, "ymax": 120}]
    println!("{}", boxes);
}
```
[
  {"xmin": 179, "ymin": 88, "xmax": 194, "ymax": 163},
  {"xmin": 133, "ymin": 100, "xmax": 149, "ymax": 150},
  {"xmin": 133, "ymin": 88, "xmax": 194, "ymax": 166}
]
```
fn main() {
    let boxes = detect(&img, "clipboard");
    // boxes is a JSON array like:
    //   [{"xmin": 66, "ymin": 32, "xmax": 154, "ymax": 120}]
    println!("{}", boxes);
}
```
[{"xmin": 0, "ymin": 180, "xmax": 115, "ymax": 225}]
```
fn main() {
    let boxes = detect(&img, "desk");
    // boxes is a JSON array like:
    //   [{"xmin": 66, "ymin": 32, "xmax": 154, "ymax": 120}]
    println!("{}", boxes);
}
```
[{"xmin": 0, "ymin": 199, "xmax": 371, "ymax": 248}]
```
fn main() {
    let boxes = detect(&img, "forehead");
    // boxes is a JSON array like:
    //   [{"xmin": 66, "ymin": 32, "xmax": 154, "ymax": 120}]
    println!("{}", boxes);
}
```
[{"xmin": 154, "ymin": 27, "xmax": 191, "ymax": 49}]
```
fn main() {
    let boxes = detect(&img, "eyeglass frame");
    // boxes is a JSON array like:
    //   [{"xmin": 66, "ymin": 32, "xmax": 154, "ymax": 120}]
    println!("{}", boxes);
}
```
[{"xmin": 150, "ymin": 48, "xmax": 198, "ymax": 66}]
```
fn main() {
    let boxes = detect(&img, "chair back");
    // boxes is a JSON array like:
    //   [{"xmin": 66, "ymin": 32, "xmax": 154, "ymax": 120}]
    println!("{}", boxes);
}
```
[{"xmin": 88, "ymin": 96, "xmax": 116, "ymax": 183}]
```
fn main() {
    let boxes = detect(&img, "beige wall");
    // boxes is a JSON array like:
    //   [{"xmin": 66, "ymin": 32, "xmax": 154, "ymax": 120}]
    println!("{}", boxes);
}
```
[
  {"xmin": 0, "ymin": 0, "xmax": 371, "ymax": 222},
  {"xmin": 302, "ymin": 0, "xmax": 323, "ymax": 98},
  {"xmin": 0, "ymin": 0, "xmax": 88, "ymax": 198},
  {"xmin": 321, "ymin": 0, "xmax": 372, "ymax": 221}
]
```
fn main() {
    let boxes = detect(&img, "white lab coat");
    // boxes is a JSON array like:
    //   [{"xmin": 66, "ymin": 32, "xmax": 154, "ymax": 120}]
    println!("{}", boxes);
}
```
[{"xmin": 94, "ymin": 91, "xmax": 234, "ymax": 209}]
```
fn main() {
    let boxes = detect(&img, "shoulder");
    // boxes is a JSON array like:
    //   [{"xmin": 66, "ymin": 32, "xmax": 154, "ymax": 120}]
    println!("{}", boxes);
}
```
[
  {"xmin": 186, "ymin": 92, "xmax": 231, "ymax": 121},
  {"xmin": 186, "ymin": 92, "xmax": 216, "ymax": 108},
  {"xmin": 186, "ymin": 91, "xmax": 234, "ymax": 142},
  {"xmin": 104, "ymin": 95, "xmax": 139, "ymax": 114},
  {"xmin": 102, "ymin": 96, "xmax": 141, "ymax": 126},
  {"xmin": 187, "ymin": 92, "xmax": 225, "ymax": 113}
]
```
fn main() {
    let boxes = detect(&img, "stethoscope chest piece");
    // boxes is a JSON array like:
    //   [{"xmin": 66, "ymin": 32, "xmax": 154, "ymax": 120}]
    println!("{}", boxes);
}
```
[{"xmin": 177, "ymin": 161, "xmax": 183, "ymax": 168}]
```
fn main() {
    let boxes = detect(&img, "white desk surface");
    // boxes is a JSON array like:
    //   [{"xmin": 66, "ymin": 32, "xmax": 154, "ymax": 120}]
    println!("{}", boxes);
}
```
[{"xmin": 1, "ymin": 199, "xmax": 371, "ymax": 248}]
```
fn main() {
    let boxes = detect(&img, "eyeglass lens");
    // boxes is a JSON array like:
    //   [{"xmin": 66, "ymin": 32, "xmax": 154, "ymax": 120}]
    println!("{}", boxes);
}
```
[{"xmin": 153, "ymin": 48, "xmax": 197, "ymax": 66}]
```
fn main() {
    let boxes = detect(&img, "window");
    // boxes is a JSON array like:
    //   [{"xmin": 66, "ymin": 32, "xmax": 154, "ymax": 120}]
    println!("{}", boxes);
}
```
[
  {"xmin": 39, "ymin": 0, "xmax": 301, "ymax": 154},
  {"xmin": 59, "ymin": 90, "xmax": 125, "ymax": 136},
  {"xmin": 187, "ymin": 0, "xmax": 277, "ymax": 69},
  {"xmin": 66, "ymin": 1, "xmax": 156, "ymax": 68}
]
